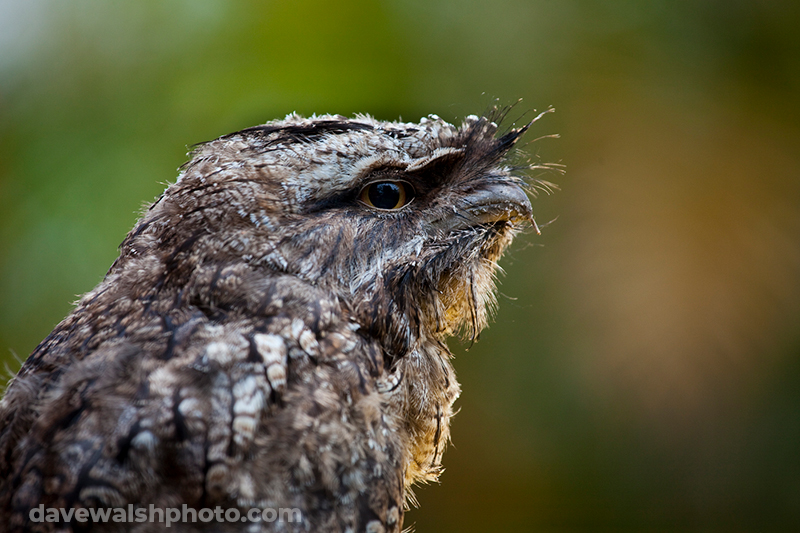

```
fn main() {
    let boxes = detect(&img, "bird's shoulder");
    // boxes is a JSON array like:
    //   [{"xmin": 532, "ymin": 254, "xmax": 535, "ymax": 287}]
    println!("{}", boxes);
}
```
[{"xmin": 0, "ymin": 268, "xmax": 405, "ymax": 531}]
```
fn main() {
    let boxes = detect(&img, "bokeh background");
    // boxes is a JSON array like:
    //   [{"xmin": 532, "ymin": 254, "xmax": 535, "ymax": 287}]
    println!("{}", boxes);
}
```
[{"xmin": 2, "ymin": 1, "xmax": 799, "ymax": 531}]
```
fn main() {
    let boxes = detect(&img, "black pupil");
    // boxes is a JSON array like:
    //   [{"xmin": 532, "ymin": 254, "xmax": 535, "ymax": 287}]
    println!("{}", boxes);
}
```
[{"xmin": 369, "ymin": 182, "xmax": 402, "ymax": 209}]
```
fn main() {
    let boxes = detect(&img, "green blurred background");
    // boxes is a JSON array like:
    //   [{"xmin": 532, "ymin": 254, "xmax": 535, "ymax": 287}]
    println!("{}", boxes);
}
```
[{"xmin": 2, "ymin": 1, "xmax": 799, "ymax": 531}]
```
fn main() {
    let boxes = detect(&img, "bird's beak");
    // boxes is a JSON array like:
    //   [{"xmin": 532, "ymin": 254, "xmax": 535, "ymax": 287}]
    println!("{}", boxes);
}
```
[{"xmin": 431, "ymin": 182, "xmax": 535, "ymax": 234}]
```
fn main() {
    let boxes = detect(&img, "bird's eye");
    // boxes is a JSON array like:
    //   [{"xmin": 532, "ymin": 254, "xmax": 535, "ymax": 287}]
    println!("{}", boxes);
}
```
[{"xmin": 358, "ymin": 181, "xmax": 414, "ymax": 210}]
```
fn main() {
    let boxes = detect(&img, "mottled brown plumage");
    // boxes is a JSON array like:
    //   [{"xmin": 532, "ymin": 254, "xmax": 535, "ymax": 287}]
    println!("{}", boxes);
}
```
[{"xmin": 0, "ymin": 110, "xmax": 549, "ymax": 532}]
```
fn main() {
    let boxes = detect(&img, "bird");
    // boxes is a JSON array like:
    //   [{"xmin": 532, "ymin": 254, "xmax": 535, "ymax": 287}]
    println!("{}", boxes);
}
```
[{"xmin": 0, "ymin": 109, "xmax": 549, "ymax": 532}]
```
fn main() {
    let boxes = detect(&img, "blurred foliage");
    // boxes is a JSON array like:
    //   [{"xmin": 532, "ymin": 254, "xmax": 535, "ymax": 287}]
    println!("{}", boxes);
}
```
[{"xmin": 2, "ymin": 1, "xmax": 799, "ymax": 531}]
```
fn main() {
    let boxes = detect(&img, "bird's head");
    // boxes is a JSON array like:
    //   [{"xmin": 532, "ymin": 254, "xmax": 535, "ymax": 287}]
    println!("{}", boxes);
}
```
[{"xmin": 121, "ymin": 111, "xmax": 552, "ymax": 358}]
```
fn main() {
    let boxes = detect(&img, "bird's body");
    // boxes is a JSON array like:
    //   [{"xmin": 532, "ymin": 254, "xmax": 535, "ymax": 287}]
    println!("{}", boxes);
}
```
[{"xmin": 0, "ymin": 112, "xmax": 541, "ymax": 532}]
